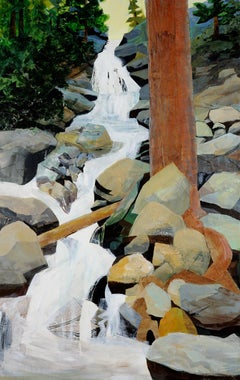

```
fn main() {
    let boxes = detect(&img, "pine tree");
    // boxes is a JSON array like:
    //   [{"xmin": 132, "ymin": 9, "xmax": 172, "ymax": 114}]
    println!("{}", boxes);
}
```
[{"xmin": 127, "ymin": 0, "xmax": 145, "ymax": 29}]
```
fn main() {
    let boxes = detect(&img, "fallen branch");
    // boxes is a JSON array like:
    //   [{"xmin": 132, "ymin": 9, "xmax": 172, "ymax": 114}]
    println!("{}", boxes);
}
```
[{"xmin": 38, "ymin": 202, "xmax": 120, "ymax": 248}]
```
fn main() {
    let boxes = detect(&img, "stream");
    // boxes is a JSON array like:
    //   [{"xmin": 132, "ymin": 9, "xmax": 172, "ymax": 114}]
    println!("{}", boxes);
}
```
[{"xmin": 0, "ymin": 41, "xmax": 151, "ymax": 379}]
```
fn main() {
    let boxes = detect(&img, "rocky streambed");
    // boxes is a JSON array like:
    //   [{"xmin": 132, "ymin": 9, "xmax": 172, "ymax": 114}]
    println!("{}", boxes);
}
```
[{"xmin": 0, "ymin": 29, "xmax": 239, "ymax": 379}]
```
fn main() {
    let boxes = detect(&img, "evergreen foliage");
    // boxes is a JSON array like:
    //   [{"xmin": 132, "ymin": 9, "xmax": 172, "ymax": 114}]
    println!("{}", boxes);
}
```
[
  {"xmin": 193, "ymin": 0, "xmax": 237, "ymax": 39},
  {"xmin": 127, "ymin": 0, "xmax": 145, "ymax": 29},
  {"xmin": 0, "ymin": 0, "xmax": 108, "ymax": 130}
]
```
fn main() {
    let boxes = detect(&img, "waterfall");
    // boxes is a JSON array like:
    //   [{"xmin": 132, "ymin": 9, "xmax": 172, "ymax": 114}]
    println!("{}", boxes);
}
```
[{"xmin": 0, "ymin": 41, "xmax": 150, "ymax": 379}]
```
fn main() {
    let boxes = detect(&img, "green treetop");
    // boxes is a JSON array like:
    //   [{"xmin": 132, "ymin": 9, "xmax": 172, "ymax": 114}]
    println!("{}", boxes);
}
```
[{"xmin": 127, "ymin": 0, "xmax": 145, "ymax": 29}]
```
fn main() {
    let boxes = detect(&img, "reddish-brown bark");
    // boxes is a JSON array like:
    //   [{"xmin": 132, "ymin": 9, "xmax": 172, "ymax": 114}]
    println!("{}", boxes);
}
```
[{"xmin": 146, "ymin": 0, "xmax": 200, "ymax": 214}]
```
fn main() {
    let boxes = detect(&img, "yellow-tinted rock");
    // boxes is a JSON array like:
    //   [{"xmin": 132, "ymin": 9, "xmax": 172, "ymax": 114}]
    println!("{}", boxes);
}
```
[
  {"xmin": 107, "ymin": 253, "xmax": 154, "ymax": 284},
  {"xmin": 56, "ymin": 131, "xmax": 80, "ymax": 147},
  {"xmin": 173, "ymin": 228, "xmax": 211, "ymax": 275},
  {"xmin": 152, "ymin": 243, "xmax": 184, "ymax": 282},
  {"xmin": 159, "ymin": 307, "xmax": 197, "ymax": 337}
]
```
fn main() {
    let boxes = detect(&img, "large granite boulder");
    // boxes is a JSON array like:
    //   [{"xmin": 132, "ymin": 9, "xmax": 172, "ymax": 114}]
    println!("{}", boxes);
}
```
[
  {"xmin": 0, "ymin": 129, "xmax": 57, "ymax": 184},
  {"xmin": 0, "ymin": 221, "xmax": 47, "ymax": 290},
  {"xmin": 133, "ymin": 163, "xmax": 190, "ymax": 216},
  {"xmin": 94, "ymin": 158, "xmax": 149, "ymax": 203}
]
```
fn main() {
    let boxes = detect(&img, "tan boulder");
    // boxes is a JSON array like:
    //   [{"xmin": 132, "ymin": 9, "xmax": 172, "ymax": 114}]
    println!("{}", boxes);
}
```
[
  {"xmin": 0, "ymin": 221, "xmax": 47, "ymax": 285},
  {"xmin": 173, "ymin": 228, "xmax": 211, "ymax": 275},
  {"xmin": 159, "ymin": 307, "xmax": 197, "ymax": 337},
  {"xmin": 152, "ymin": 243, "xmax": 184, "ymax": 283},
  {"xmin": 129, "ymin": 202, "xmax": 185, "ymax": 237},
  {"xmin": 95, "ymin": 158, "xmax": 149, "ymax": 203},
  {"xmin": 209, "ymin": 106, "xmax": 240, "ymax": 124},
  {"xmin": 133, "ymin": 163, "xmax": 190, "ymax": 215}
]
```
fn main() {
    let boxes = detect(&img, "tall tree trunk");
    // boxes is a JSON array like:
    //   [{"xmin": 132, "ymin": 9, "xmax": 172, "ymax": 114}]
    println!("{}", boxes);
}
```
[
  {"xmin": 9, "ymin": 11, "xmax": 16, "ymax": 38},
  {"xmin": 18, "ymin": 8, "xmax": 24, "ymax": 37},
  {"xmin": 213, "ymin": 15, "xmax": 219, "ymax": 39},
  {"xmin": 146, "ymin": 0, "xmax": 201, "ymax": 215}
]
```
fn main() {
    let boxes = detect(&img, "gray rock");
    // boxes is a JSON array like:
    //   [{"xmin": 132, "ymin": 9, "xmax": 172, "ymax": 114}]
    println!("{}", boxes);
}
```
[
  {"xmin": 147, "ymin": 333, "xmax": 240, "ymax": 376},
  {"xmin": 61, "ymin": 89, "xmax": 95, "ymax": 114},
  {"xmin": 197, "ymin": 133, "xmax": 240, "ymax": 155},
  {"xmin": 0, "ymin": 196, "xmax": 58, "ymax": 234},
  {"xmin": 0, "ymin": 129, "xmax": 57, "ymax": 184}
]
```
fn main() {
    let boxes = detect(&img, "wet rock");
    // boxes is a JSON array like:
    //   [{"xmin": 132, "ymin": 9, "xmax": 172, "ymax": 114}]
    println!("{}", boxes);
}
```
[
  {"xmin": 37, "ymin": 144, "xmax": 81, "ymax": 181},
  {"xmin": 0, "ymin": 311, "xmax": 11, "ymax": 360},
  {"xmin": 61, "ymin": 89, "xmax": 95, "ymax": 114},
  {"xmin": 107, "ymin": 253, "xmax": 154, "ymax": 292},
  {"xmin": 133, "ymin": 163, "xmax": 190, "ymax": 215},
  {"xmin": 129, "ymin": 202, "xmax": 185, "ymax": 238},
  {"xmin": 140, "ymin": 84, "xmax": 149, "ymax": 100},
  {"xmin": 147, "ymin": 333, "xmax": 240, "ymax": 378},
  {"xmin": 48, "ymin": 299, "xmax": 99, "ymax": 340},
  {"xmin": 201, "ymin": 213, "xmax": 240, "ymax": 252},
  {"xmin": 94, "ymin": 158, "xmax": 149, "ymax": 203},
  {"xmin": 0, "ymin": 196, "xmax": 59, "ymax": 235},
  {"xmin": 173, "ymin": 228, "xmax": 211, "ymax": 275},
  {"xmin": 38, "ymin": 179, "xmax": 77, "ymax": 213},
  {"xmin": 0, "ymin": 129, "xmax": 57, "ymax": 184},
  {"xmin": 75, "ymin": 123, "xmax": 113, "ymax": 152},
  {"xmin": 159, "ymin": 307, "xmax": 197, "ymax": 337},
  {"xmin": 0, "ymin": 221, "xmax": 47, "ymax": 288},
  {"xmin": 197, "ymin": 133, "xmax": 240, "ymax": 156},
  {"xmin": 119, "ymin": 302, "xmax": 142, "ymax": 333}
]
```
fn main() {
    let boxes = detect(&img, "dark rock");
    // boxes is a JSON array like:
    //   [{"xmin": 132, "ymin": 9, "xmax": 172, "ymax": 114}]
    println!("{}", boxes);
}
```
[
  {"xmin": 140, "ymin": 84, "xmax": 150, "ymax": 100},
  {"xmin": 0, "ymin": 129, "xmax": 57, "ymax": 184},
  {"xmin": 0, "ymin": 311, "xmax": 11, "ymax": 360}
]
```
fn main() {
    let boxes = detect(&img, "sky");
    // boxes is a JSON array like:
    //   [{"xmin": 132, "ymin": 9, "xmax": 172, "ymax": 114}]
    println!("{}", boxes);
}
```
[{"xmin": 101, "ymin": 0, "xmax": 205, "ymax": 40}]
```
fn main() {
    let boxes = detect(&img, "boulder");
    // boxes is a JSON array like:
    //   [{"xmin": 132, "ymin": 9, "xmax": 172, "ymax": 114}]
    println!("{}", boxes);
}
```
[
  {"xmin": 124, "ymin": 235, "xmax": 150, "ymax": 256},
  {"xmin": 107, "ymin": 253, "xmax": 154, "ymax": 292},
  {"xmin": 178, "ymin": 283, "xmax": 240, "ymax": 329},
  {"xmin": 129, "ymin": 202, "xmax": 186, "ymax": 237},
  {"xmin": 0, "ymin": 196, "xmax": 58, "ymax": 235},
  {"xmin": 199, "ymin": 172, "xmax": 240, "ymax": 218},
  {"xmin": 229, "ymin": 121, "xmax": 240, "ymax": 135},
  {"xmin": 208, "ymin": 106, "xmax": 240, "ymax": 125},
  {"xmin": 0, "ymin": 221, "xmax": 47, "ymax": 286},
  {"xmin": 159, "ymin": 307, "xmax": 197, "ymax": 337},
  {"xmin": 173, "ymin": 228, "xmax": 211, "ymax": 275},
  {"xmin": 147, "ymin": 333, "xmax": 240, "ymax": 378},
  {"xmin": 197, "ymin": 133, "xmax": 240, "ymax": 155},
  {"xmin": 133, "ymin": 163, "xmax": 190, "ymax": 215},
  {"xmin": 94, "ymin": 158, "xmax": 149, "ymax": 203},
  {"xmin": 0, "ymin": 129, "xmax": 57, "ymax": 184},
  {"xmin": 61, "ymin": 89, "xmax": 95, "ymax": 114},
  {"xmin": 56, "ymin": 124, "xmax": 113, "ymax": 153},
  {"xmin": 152, "ymin": 243, "xmax": 184, "ymax": 283}
]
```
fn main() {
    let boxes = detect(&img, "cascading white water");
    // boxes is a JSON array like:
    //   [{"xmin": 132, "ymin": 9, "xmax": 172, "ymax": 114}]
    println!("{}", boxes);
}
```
[{"xmin": 0, "ymin": 41, "xmax": 151, "ymax": 379}]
